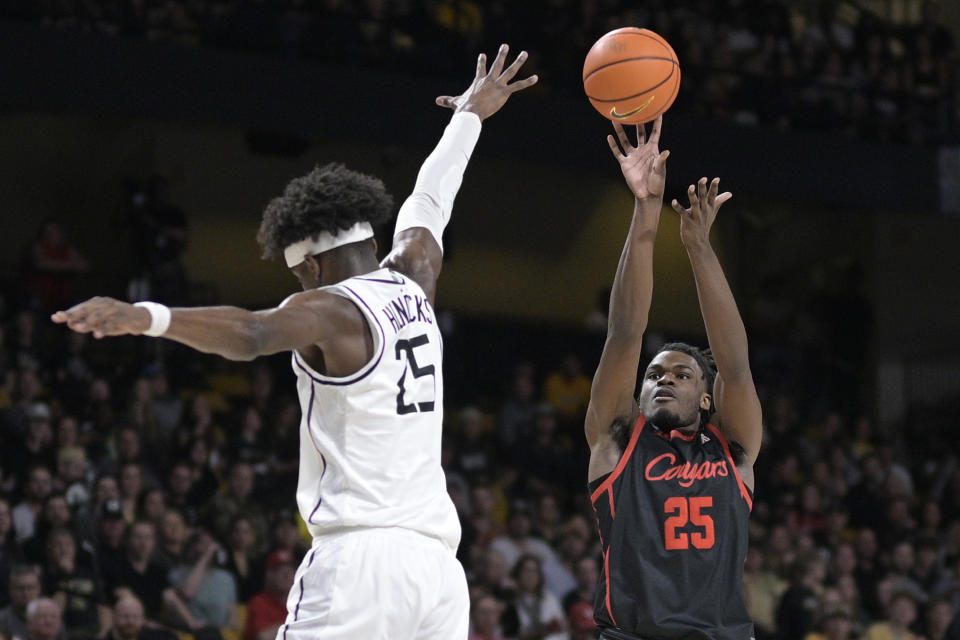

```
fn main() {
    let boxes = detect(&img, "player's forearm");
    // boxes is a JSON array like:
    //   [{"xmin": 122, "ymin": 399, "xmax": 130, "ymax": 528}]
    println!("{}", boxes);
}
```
[
  {"xmin": 163, "ymin": 307, "xmax": 266, "ymax": 361},
  {"xmin": 606, "ymin": 198, "xmax": 659, "ymax": 343},
  {"xmin": 394, "ymin": 112, "xmax": 482, "ymax": 251},
  {"xmin": 685, "ymin": 242, "xmax": 751, "ymax": 379}
]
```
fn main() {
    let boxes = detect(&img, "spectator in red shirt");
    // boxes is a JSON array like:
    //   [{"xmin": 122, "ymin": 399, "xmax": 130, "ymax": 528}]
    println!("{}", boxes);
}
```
[{"xmin": 243, "ymin": 550, "xmax": 295, "ymax": 640}]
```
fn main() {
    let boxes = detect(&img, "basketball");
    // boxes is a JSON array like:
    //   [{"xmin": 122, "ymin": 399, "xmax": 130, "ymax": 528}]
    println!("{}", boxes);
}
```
[{"xmin": 583, "ymin": 27, "xmax": 681, "ymax": 125}]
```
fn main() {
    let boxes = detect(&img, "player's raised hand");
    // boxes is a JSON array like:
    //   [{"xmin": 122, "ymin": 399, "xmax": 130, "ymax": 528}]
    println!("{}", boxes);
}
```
[
  {"xmin": 607, "ymin": 115, "xmax": 670, "ymax": 203},
  {"xmin": 671, "ymin": 177, "xmax": 732, "ymax": 249},
  {"xmin": 51, "ymin": 297, "xmax": 151, "ymax": 339},
  {"xmin": 435, "ymin": 44, "xmax": 538, "ymax": 121}
]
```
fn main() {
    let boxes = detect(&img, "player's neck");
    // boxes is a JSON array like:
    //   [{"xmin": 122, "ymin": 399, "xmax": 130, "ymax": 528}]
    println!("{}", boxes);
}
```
[
  {"xmin": 651, "ymin": 420, "xmax": 699, "ymax": 435},
  {"xmin": 318, "ymin": 250, "xmax": 380, "ymax": 286}
]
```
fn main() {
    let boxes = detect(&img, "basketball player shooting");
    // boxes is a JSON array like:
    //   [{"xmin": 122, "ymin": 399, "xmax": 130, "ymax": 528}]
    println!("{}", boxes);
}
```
[
  {"xmin": 584, "ymin": 116, "xmax": 762, "ymax": 640},
  {"xmin": 53, "ymin": 44, "xmax": 536, "ymax": 639}
]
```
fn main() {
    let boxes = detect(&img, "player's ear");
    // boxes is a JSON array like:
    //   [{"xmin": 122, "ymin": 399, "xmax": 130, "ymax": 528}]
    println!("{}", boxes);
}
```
[
  {"xmin": 699, "ymin": 392, "xmax": 712, "ymax": 412},
  {"xmin": 303, "ymin": 255, "xmax": 321, "ymax": 280}
]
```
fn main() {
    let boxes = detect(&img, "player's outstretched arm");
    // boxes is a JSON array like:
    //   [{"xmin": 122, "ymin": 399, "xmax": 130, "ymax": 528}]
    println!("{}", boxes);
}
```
[
  {"xmin": 51, "ymin": 290, "xmax": 363, "ymax": 365},
  {"xmin": 671, "ymin": 178, "xmax": 762, "ymax": 466},
  {"xmin": 585, "ymin": 117, "xmax": 670, "ymax": 450},
  {"xmin": 382, "ymin": 44, "xmax": 537, "ymax": 305}
]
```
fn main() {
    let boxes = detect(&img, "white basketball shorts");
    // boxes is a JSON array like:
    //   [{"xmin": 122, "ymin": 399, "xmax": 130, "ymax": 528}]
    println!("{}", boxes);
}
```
[{"xmin": 277, "ymin": 527, "xmax": 469, "ymax": 640}]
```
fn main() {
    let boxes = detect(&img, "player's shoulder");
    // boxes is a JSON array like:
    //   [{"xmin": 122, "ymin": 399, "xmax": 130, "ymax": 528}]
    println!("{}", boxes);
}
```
[
  {"xmin": 346, "ymin": 267, "xmax": 411, "ymax": 288},
  {"xmin": 279, "ymin": 287, "xmax": 341, "ymax": 310},
  {"xmin": 277, "ymin": 288, "xmax": 364, "ymax": 329}
]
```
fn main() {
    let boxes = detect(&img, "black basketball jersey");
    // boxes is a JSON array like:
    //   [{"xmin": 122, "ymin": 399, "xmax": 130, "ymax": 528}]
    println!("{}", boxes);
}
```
[{"xmin": 588, "ymin": 414, "xmax": 754, "ymax": 640}]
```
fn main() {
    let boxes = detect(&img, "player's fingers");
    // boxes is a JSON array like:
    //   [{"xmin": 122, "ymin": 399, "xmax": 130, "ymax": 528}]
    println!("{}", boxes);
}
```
[
  {"xmin": 635, "ymin": 123, "xmax": 645, "ymax": 146},
  {"xmin": 649, "ymin": 115, "xmax": 663, "ymax": 145},
  {"xmin": 66, "ymin": 317, "xmax": 92, "ymax": 333},
  {"xmin": 612, "ymin": 122, "xmax": 631, "ymax": 152},
  {"xmin": 707, "ymin": 177, "xmax": 720, "ymax": 203},
  {"xmin": 61, "ymin": 305, "xmax": 94, "ymax": 328},
  {"xmin": 500, "ymin": 50, "xmax": 528, "ymax": 82},
  {"xmin": 697, "ymin": 177, "xmax": 708, "ymax": 202},
  {"xmin": 687, "ymin": 184, "xmax": 699, "ymax": 209},
  {"xmin": 62, "ymin": 299, "xmax": 94, "ymax": 317},
  {"xmin": 475, "ymin": 53, "xmax": 487, "ymax": 80},
  {"xmin": 435, "ymin": 96, "xmax": 455, "ymax": 109},
  {"xmin": 670, "ymin": 198, "xmax": 688, "ymax": 215},
  {"xmin": 716, "ymin": 192, "xmax": 733, "ymax": 207},
  {"xmin": 653, "ymin": 149, "xmax": 670, "ymax": 171},
  {"xmin": 606, "ymin": 134, "xmax": 625, "ymax": 159},
  {"xmin": 507, "ymin": 74, "xmax": 538, "ymax": 92},
  {"xmin": 489, "ymin": 44, "xmax": 509, "ymax": 77}
]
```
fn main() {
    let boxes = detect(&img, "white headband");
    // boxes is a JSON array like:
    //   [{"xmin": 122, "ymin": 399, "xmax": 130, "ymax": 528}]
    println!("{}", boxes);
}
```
[{"xmin": 283, "ymin": 222, "xmax": 375, "ymax": 268}]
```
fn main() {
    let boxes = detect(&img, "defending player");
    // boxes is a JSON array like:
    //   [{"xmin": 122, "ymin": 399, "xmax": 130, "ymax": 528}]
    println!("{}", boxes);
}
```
[
  {"xmin": 52, "ymin": 45, "xmax": 537, "ymax": 639},
  {"xmin": 584, "ymin": 116, "xmax": 762, "ymax": 640}
]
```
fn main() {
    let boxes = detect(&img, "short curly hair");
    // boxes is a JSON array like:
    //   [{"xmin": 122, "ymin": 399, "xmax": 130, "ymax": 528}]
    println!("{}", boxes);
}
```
[{"xmin": 256, "ymin": 163, "xmax": 395, "ymax": 260}]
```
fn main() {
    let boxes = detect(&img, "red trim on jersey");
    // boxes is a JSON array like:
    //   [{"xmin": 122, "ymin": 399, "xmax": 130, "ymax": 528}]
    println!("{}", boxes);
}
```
[
  {"xmin": 666, "ymin": 428, "xmax": 697, "ymax": 441},
  {"xmin": 706, "ymin": 423, "xmax": 753, "ymax": 511},
  {"xmin": 590, "ymin": 415, "xmax": 646, "ymax": 503},
  {"xmin": 603, "ymin": 547, "xmax": 617, "ymax": 625},
  {"xmin": 607, "ymin": 487, "xmax": 615, "ymax": 518}
]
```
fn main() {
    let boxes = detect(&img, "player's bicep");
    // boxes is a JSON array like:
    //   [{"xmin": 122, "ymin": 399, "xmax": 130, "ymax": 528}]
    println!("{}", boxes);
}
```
[
  {"xmin": 712, "ymin": 373, "xmax": 762, "ymax": 464},
  {"xmin": 381, "ymin": 228, "xmax": 442, "ymax": 304},
  {"xmin": 585, "ymin": 338, "xmax": 642, "ymax": 448}
]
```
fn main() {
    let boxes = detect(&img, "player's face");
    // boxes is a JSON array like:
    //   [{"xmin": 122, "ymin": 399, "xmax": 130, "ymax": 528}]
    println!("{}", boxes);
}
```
[{"xmin": 636, "ymin": 351, "xmax": 710, "ymax": 430}]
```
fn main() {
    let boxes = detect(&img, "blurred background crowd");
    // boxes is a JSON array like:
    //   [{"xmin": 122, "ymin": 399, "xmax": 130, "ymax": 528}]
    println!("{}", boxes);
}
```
[
  {"xmin": 0, "ymin": 212, "xmax": 958, "ymax": 640},
  {"xmin": 0, "ymin": 0, "xmax": 957, "ymax": 145}
]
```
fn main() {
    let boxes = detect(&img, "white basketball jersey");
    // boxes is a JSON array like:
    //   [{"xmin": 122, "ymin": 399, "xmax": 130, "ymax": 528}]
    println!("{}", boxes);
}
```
[{"xmin": 289, "ymin": 268, "xmax": 460, "ymax": 550}]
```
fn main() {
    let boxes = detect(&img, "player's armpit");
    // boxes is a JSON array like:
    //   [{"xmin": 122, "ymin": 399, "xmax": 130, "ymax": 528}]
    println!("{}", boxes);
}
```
[
  {"xmin": 711, "ymin": 373, "xmax": 762, "ymax": 466},
  {"xmin": 381, "ymin": 228, "xmax": 442, "ymax": 304},
  {"xmin": 584, "ymin": 337, "xmax": 643, "ymax": 450}
]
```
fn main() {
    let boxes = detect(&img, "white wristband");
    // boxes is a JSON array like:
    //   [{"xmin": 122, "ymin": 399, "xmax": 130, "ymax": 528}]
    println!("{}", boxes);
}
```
[{"xmin": 133, "ymin": 302, "xmax": 171, "ymax": 337}]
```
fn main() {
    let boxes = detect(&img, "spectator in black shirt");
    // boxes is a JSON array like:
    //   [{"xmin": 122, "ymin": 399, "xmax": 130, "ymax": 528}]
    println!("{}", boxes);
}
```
[
  {"xmin": 164, "ymin": 464, "xmax": 199, "ymax": 525},
  {"xmin": 221, "ymin": 406, "xmax": 268, "ymax": 477},
  {"xmin": 155, "ymin": 509, "xmax": 188, "ymax": 573},
  {"xmin": 776, "ymin": 554, "xmax": 827, "ymax": 640},
  {"xmin": 224, "ymin": 515, "xmax": 264, "ymax": 603},
  {"xmin": 102, "ymin": 520, "xmax": 182, "ymax": 626},
  {"xmin": 93, "ymin": 499, "xmax": 128, "ymax": 584},
  {"xmin": 22, "ymin": 493, "xmax": 80, "ymax": 566},
  {"xmin": 44, "ymin": 527, "xmax": 108, "ymax": 639},
  {"xmin": 13, "ymin": 465, "xmax": 54, "ymax": 544},
  {"xmin": 562, "ymin": 555, "xmax": 599, "ymax": 617},
  {"xmin": 519, "ymin": 404, "xmax": 574, "ymax": 496}
]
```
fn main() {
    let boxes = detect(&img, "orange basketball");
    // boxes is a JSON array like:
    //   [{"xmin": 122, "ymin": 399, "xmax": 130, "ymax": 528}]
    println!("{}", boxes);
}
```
[{"xmin": 583, "ymin": 27, "xmax": 681, "ymax": 125}]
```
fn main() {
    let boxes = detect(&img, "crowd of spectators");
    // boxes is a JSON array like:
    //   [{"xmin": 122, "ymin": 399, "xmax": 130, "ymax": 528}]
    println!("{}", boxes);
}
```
[
  {"xmin": 1, "ymin": 0, "xmax": 957, "ymax": 144},
  {"xmin": 0, "ymin": 214, "xmax": 959, "ymax": 640}
]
